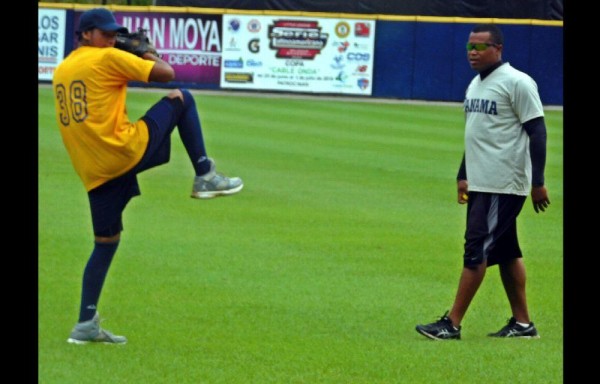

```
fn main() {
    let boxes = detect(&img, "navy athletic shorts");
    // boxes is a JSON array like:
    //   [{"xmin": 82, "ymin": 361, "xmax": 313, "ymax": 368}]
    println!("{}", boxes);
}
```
[
  {"xmin": 87, "ymin": 93, "xmax": 184, "ymax": 237},
  {"xmin": 463, "ymin": 191, "xmax": 527, "ymax": 268}
]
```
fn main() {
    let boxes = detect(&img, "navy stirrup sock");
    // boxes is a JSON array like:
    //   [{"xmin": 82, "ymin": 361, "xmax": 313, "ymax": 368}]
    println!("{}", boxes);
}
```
[
  {"xmin": 78, "ymin": 241, "xmax": 119, "ymax": 323},
  {"xmin": 178, "ymin": 89, "xmax": 211, "ymax": 176}
]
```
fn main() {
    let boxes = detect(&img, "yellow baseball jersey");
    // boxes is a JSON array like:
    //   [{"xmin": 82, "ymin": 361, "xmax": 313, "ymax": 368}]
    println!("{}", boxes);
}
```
[{"xmin": 52, "ymin": 46, "xmax": 155, "ymax": 191}]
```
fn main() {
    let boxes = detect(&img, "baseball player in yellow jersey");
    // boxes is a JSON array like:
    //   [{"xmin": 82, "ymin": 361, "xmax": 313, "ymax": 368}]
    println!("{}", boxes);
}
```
[{"xmin": 52, "ymin": 8, "xmax": 243, "ymax": 344}]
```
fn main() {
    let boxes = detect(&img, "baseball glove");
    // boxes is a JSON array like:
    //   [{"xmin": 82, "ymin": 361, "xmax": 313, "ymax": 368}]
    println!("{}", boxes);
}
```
[{"xmin": 115, "ymin": 28, "xmax": 160, "ymax": 58}]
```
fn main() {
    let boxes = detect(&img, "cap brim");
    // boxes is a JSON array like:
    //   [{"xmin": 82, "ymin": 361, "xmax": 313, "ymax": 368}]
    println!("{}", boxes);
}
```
[{"xmin": 98, "ymin": 23, "xmax": 128, "ymax": 33}]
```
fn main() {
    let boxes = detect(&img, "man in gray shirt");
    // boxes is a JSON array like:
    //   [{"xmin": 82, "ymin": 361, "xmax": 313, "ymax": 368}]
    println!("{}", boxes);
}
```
[{"xmin": 415, "ymin": 23, "xmax": 551, "ymax": 340}]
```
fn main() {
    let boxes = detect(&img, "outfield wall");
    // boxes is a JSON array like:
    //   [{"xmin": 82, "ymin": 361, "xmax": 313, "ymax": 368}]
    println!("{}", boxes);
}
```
[
  {"xmin": 156, "ymin": 0, "xmax": 564, "ymax": 20},
  {"xmin": 38, "ymin": 3, "xmax": 563, "ymax": 105}
]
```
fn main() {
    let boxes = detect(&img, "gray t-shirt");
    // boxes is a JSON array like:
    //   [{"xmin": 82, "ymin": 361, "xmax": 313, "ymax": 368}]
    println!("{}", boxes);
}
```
[{"xmin": 463, "ymin": 63, "xmax": 544, "ymax": 196}]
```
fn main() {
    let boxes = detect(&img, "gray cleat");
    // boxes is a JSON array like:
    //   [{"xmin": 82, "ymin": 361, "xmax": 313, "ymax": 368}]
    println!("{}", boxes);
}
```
[
  {"xmin": 67, "ymin": 312, "xmax": 127, "ymax": 345},
  {"xmin": 191, "ymin": 158, "xmax": 243, "ymax": 199}
]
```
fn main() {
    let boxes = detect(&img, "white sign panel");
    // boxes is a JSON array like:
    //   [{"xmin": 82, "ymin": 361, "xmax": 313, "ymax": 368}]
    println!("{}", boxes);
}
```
[
  {"xmin": 38, "ymin": 8, "xmax": 67, "ymax": 81},
  {"xmin": 221, "ymin": 15, "xmax": 375, "ymax": 95}
]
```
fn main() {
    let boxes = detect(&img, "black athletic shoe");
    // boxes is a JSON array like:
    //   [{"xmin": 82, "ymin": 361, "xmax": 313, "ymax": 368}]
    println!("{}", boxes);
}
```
[
  {"xmin": 487, "ymin": 317, "xmax": 540, "ymax": 338},
  {"xmin": 416, "ymin": 311, "xmax": 461, "ymax": 340}
]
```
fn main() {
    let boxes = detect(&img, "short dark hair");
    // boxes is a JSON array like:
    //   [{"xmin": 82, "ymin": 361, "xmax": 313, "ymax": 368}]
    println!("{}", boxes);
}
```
[{"xmin": 472, "ymin": 24, "xmax": 504, "ymax": 45}]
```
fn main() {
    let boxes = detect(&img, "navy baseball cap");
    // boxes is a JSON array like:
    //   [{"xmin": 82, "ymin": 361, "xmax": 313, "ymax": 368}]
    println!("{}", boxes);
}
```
[{"xmin": 78, "ymin": 8, "xmax": 128, "ymax": 33}]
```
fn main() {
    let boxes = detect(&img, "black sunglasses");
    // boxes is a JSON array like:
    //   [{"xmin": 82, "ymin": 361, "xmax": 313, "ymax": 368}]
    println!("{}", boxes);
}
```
[{"xmin": 466, "ymin": 42, "xmax": 498, "ymax": 51}]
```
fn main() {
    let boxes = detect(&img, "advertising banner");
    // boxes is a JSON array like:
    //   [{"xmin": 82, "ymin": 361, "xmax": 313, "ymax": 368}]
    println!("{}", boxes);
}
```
[
  {"xmin": 221, "ymin": 15, "xmax": 376, "ymax": 95},
  {"xmin": 38, "ymin": 8, "xmax": 67, "ymax": 81},
  {"xmin": 71, "ymin": 11, "xmax": 223, "ymax": 85}
]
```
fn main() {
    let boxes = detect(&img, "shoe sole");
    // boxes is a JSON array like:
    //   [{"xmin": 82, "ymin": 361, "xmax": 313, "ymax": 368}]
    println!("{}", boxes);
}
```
[
  {"xmin": 415, "ymin": 327, "xmax": 460, "ymax": 340},
  {"xmin": 191, "ymin": 184, "xmax": 244, "ymax": 199},
  {"xmin": 67, "ymin": 338, "xmax": 127, "ymax": 345},
  {"xmin": 488, "ymin": 334, "xmax": 540, "ymax": 339}
]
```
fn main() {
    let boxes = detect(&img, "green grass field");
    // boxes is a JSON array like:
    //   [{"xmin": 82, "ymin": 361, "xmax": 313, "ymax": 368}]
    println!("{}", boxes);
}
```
[{"xmin": 38, "ymin": 85, "xmax": 563, "ymax": 383}]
